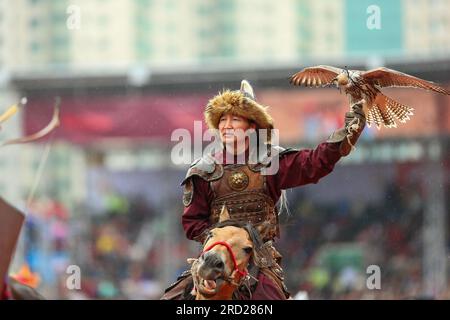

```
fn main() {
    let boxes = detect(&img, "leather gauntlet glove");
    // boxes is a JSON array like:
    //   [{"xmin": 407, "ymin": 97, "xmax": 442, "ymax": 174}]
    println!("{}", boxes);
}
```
[{"xmin": 326, "ymin": 100, "xmax": 366, "ymax": 156}]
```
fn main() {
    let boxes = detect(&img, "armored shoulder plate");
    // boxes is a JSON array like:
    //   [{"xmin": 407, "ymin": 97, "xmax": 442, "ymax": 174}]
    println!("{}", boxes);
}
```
[
  {"xmin": 180, "ymin": 154, "xmax": 224, "ymax": 186},
  {"xmin": 249, "ymin": 145, "xmax": 298, "ymax": 171},
  {"xmin": 278, "ymin": 146, "xmax": 298, "ymax": 157},
  {"xmin": 181, "ymin": 154, "xmax": 224, "ymax": 207}
]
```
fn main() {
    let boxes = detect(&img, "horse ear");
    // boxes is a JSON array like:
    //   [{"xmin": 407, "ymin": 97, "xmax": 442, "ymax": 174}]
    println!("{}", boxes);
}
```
[
  {"xmin": 219, "ymin": 204, "xmax": 230, "ymax": 222},
  {"xmin": 255, "ymin": 221, "xmax": 271, "ymax": 240}
]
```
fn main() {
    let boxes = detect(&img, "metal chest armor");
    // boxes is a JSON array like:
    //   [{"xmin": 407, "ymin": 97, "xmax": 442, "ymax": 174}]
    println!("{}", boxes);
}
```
[
  {"xmin": 181, "ymin": 147, "xmax": 295, "ymax": 242},
  {"xmin": 209, "ymin": 164, "xmax": 279, "ymax": 240}
]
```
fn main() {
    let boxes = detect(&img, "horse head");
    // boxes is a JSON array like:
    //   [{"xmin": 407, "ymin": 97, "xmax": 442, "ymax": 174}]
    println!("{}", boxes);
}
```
[{"xmin": 190, "ymin": 205, "xmax": 270, "ymax": 300}]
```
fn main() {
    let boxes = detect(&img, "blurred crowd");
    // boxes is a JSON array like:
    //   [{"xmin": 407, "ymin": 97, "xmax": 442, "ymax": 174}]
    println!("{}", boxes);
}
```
[
  {"xmin": 20, "ymin": 178, "xmax": 449, "ymax": 300},
  {"xmin": 62, "ymin": 194, "xmax": 195, "ymax": 300},
  {"xmin": 22, "ymin": 192, "xmax": 192, "ymax": 300},
  {"xmin": 279, "ymin": 182, "xmax": 450, "ymax": 299}
]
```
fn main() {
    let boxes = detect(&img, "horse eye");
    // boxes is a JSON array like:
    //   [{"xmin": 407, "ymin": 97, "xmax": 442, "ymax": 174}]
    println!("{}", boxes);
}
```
[{"xmin": 243, "ymin": 247, "xmax": 253, "ymax": 255}]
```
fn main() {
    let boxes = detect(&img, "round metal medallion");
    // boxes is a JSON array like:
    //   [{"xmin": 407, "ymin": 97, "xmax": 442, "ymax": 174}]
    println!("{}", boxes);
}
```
[{"xmin": 227, "ymin": 171, "xmax": 249, "ymax": 191}]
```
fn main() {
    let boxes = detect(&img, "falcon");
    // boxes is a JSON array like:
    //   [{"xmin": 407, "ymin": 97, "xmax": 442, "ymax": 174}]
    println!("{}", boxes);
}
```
[{"xmin": 289, "ymin": 65, "xmax": 450, "ymax": 129}]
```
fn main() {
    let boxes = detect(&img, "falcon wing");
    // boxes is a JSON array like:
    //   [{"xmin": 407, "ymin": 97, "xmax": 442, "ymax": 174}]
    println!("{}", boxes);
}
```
[
  {"xmin": 289, "ymin": 65, "xmax": 342, "ymax": 88},
  {"xmin": 362, "ymin": 67, "xmax": 450, "ymax": 95}
]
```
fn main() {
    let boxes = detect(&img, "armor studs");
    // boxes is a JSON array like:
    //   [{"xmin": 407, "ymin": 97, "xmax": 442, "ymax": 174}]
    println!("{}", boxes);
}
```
[{"xmin": 227, "ymin": 171, "xmax": 249, "ymax": 191}]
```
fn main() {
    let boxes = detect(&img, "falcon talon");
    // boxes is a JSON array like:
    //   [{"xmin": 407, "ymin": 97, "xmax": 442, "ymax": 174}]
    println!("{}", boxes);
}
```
[{"xmin": 350, "ymin": 123, "xmax": 359, "ymax": 132}]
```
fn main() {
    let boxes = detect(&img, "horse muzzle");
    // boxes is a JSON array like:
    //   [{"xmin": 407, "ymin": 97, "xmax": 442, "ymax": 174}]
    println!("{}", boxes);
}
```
[{"xmin": 194, "ymin": 252, "xmax": 227, "ymax": 296}]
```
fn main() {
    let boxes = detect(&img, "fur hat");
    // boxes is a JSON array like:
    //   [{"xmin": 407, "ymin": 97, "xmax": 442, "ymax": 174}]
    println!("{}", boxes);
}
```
[{"xmin": 204, "ymin": 80, "xmax": 274, "ymax": 140}]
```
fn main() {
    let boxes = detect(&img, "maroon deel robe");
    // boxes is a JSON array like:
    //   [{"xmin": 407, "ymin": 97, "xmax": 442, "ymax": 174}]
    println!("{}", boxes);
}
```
[{"xmin": 181, "ymin": 142, "xmax": 342, "ymax": 299}]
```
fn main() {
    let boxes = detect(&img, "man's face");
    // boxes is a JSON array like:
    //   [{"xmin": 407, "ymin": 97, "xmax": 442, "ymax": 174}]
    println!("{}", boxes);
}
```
[{"xmin": 218, "ymin": 113, "xmax": 255, "ymax": 147}]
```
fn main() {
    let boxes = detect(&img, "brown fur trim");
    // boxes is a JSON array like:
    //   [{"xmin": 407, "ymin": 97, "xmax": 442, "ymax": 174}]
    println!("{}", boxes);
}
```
[{"xmin": 204, "ymin": 90, "xmax": 274, "ymax": 136}]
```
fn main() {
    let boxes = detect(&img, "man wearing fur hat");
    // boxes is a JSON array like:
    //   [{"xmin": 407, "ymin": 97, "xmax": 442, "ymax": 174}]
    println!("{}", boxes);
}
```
[{"xmin": 162, "ymin": 80, "xmax": 365, "ymax": 300}]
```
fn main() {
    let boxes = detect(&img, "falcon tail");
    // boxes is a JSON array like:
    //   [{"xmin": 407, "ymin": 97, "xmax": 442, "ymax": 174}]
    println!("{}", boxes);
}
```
[{"xmin": 367, "ymin": 93, "xmax": 414, "ymax": 129}]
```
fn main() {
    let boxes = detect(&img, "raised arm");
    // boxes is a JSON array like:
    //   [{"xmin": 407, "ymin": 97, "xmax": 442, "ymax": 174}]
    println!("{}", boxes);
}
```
[
  {"xmin": 276, "ymin": 101, "xmax": 366, "ymax": 189},
  {"xmin": 276, "ymin": 142, "xmax": 342, "ymax": 189}
]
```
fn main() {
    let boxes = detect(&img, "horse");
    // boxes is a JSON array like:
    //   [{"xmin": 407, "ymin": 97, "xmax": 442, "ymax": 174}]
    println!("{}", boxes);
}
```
[{"xmin": 188, "ymin": 206, "xmax": 270, "ymax": 300}]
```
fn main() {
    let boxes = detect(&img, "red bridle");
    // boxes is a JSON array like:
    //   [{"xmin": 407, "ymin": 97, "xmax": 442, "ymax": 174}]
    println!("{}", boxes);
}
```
[{"xmin": 202, "ymin": 241, "xmax": 248, "ymax": 279}]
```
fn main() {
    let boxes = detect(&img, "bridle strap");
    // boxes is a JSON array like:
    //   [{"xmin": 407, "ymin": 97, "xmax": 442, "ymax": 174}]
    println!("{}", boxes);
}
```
[{"xmin": 202, "ymin": 241, "xmax": 248, "ymax": 279}]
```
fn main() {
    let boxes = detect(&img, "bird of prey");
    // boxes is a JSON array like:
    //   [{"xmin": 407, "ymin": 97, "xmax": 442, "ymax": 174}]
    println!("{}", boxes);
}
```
[{"xmin": 289, "ymin": 65, "xmax": 450, "ymax": 129}]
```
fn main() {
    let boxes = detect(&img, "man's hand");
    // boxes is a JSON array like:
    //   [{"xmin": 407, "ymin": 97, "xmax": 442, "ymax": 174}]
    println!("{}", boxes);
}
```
[
  {"xmin": 344, "ymin": 100, "xmax": 366, "ymax": 132},
  {"xmin": 326, "ymin": 100, "xmax": 366, "ymax": 156}
]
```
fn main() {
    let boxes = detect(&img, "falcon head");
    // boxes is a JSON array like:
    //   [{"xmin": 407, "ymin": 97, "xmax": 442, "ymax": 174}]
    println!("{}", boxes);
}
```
[
  {"xmin": 334, "ymin": 66, "xmax": 352, "ymax": 87},
  {"xmin": 336, "ymin": 73, "xmax": 349, "ymax": 86}
]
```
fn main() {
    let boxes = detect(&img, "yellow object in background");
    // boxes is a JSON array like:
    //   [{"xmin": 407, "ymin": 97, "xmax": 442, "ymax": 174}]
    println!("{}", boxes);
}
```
[
  {"xmin": 0, "ymin": 104, "xmax": 18, "ymax": 124},
  {"xmin": 0, "ymin": 97, "xmax": 27, "ymax": 125}
]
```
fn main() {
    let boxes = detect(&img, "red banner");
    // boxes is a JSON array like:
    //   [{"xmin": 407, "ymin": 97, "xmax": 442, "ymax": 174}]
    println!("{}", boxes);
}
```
[{"xmin": 24, "ymin": 88, "xmax": 450, "ymax": 144}]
